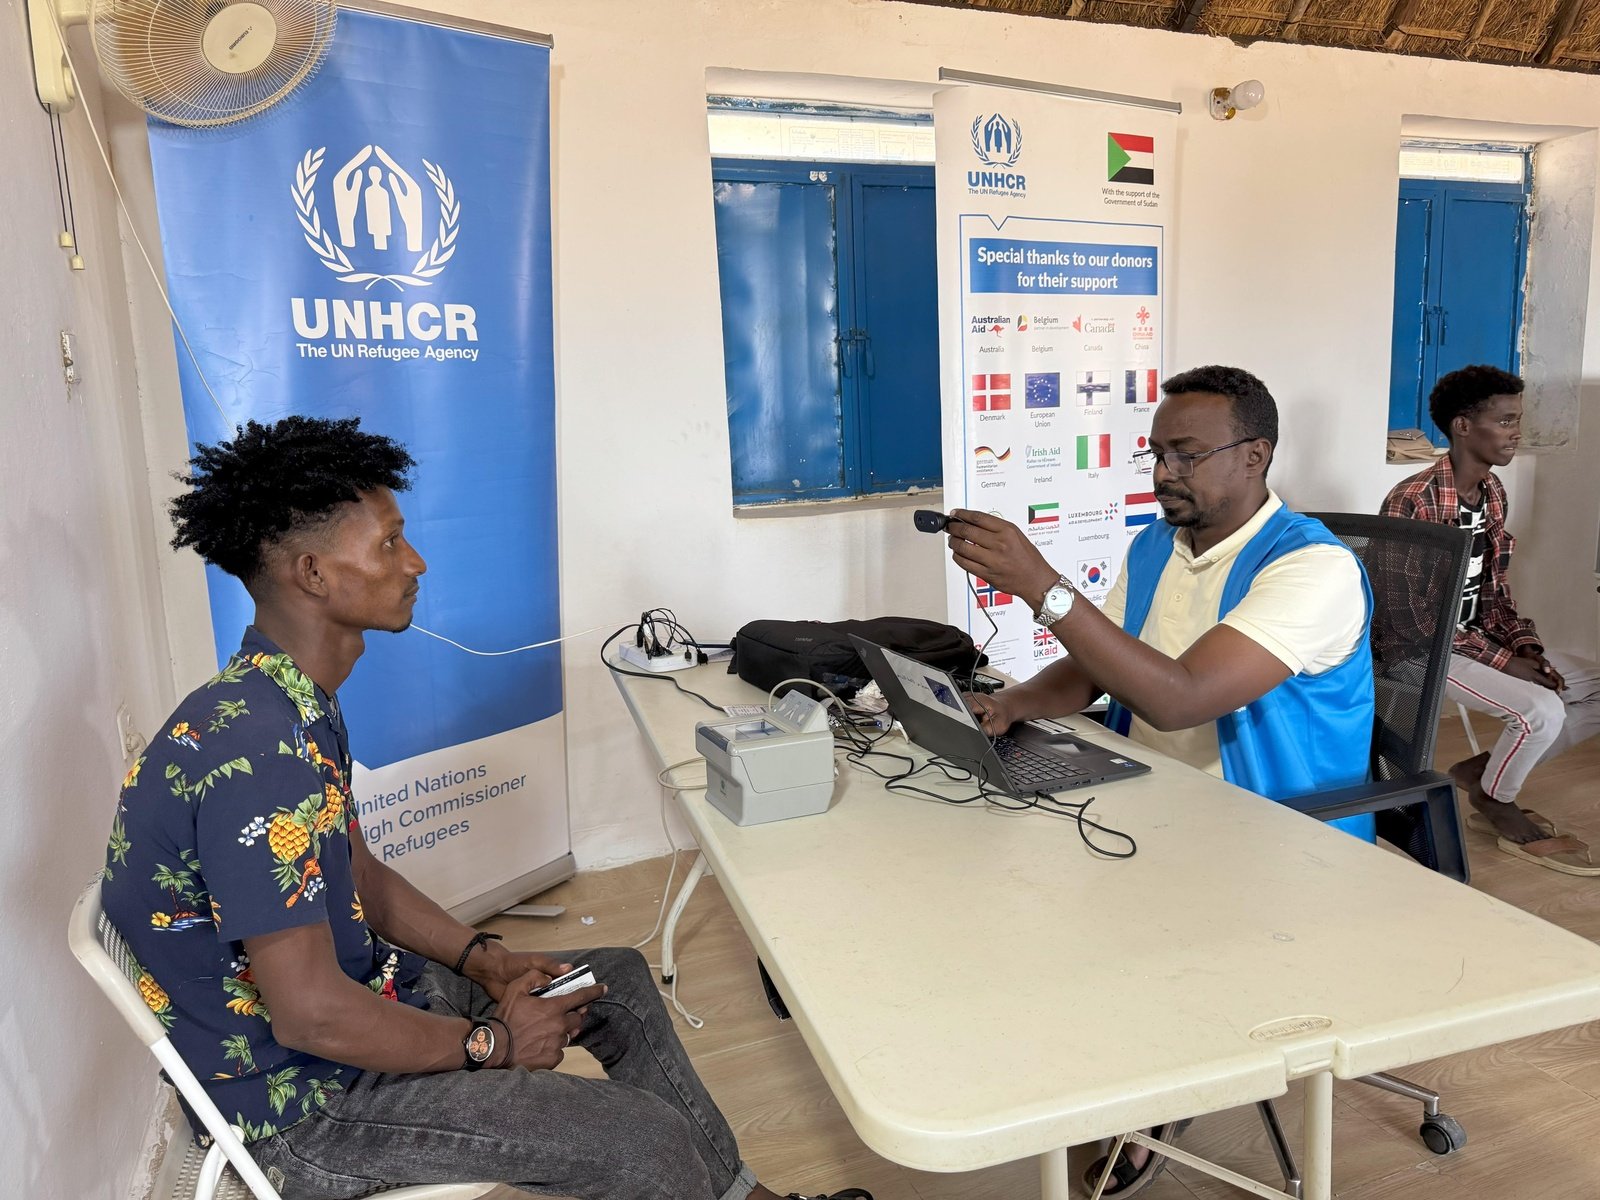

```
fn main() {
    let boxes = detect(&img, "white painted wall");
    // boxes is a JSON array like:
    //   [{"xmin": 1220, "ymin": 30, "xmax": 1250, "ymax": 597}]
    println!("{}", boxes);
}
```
[
  {"xmin": 0, "ymin": 2, "xmax": 176, "ymax": 1195},
  {"xmin": 100, "ymin": 0, "xmax": 1600, "ymax": 873},
  {"xmin": 10, "ymin": 0, "xmax": 1600, "ymax": 1194}
]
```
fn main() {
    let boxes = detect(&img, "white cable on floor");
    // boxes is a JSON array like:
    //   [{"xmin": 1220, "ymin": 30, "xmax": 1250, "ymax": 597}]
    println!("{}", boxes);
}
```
[{"xmin": 632, "ymin": 756, "xmax": 707, "ymax": 1029}]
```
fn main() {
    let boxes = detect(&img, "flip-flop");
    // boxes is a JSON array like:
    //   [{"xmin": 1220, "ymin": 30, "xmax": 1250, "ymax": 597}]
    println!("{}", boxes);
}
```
[
  {"xmin": 1495, "ymin": 833, "xmax": 1600, "ymax": 877},
  {"xmin": 1465, "ymin": 808, "xmax": 1556, "ymax": 838},
  {"xmin": 1084, "ymin": 1119, "xmax": 1193, "ymax": 1197}
]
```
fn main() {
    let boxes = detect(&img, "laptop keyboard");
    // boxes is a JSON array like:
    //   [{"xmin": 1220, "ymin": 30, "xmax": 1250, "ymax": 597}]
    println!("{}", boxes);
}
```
[{"xmin": 991, "ymin": 735, "xmax": 1088, "ymax": 786}]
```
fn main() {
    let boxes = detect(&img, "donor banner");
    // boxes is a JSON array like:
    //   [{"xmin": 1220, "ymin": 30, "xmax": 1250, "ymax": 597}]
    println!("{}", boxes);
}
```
[
  {"xmin": 934, "ymin": 86, "xmax": 1175, "ymax": 682},
  {"xmin": 148, "ymin": 8, "xmax": 566, "ymax": 915}
]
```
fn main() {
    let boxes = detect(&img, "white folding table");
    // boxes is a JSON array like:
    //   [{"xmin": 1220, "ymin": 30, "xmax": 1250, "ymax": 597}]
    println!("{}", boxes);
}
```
[{"xmin": 613, "ymin": 662, "xmax": 1600, "ymax": 1200}]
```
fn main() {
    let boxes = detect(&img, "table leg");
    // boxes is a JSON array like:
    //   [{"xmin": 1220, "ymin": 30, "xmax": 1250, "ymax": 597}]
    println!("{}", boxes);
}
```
[
  {"xmin": 1302, "ymin": 1071, "xmax": 1333, "ymax": 1200},
  {"xmin": 1039, "ymin": 1146, "xmax": 1074, "ymax": 1200},
  {"xmin": 660, "ymin": 854, "xmax": 709, "ymax": 984}
]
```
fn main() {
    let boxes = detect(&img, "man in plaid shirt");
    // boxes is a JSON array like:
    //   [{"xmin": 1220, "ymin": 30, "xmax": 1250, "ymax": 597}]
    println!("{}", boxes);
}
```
[{"xmin": 1382, "ymin": 366, "xmax": 1600, "ymax": 874}]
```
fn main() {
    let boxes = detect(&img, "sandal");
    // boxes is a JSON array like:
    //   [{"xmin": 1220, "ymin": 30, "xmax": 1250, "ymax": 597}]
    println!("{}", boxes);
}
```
[
  {"xmin": 1466, "ymin": 810, "xmax": 1600, "ymax": 876},
  {"xmin": 1083, "ymin": 1119, "xmax": 1192, "ymax": 1197},
  {"xmin": 785, "ymin": 1190, "xmax": 873, "ymax": 1200},
  {"xmin": 1464, "ymin": 808, "xmax": 1555, "ymax": 838}
]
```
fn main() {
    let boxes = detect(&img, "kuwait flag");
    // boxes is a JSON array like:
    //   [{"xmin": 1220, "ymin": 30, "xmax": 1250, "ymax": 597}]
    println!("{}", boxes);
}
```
[
  {"xmin": 1076, "ymin": 434, "xmax": 1111, "ymax": 470},
  {"xmin": 1028, "ymin": 502, "xmax": 1060, "ymax": 525},
  {"xmin": 1124, "ymin": 368, "xmax": 1158, "ymax": 404},
  {"xmin": 972, "ymin": 373, "xmax": 1011, "ymax": 411},
  {"xmin": 1125, "ymin": 491, "xmax": 1160, "ymax": 529},
  {"xmin": 1108, "ymin": 133, "xmax": 1155, "ymax": 185},
  {"xmin": 974, "ymin": 578, "xmax": 1013, "ymax": 608}
]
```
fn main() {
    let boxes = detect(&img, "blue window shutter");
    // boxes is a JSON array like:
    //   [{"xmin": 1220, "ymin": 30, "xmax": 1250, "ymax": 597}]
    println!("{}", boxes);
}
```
[
  {"xmin": 851, "ymin": 171, "xmax": 941, "ymax": 492},
  {"xmin": 1390, "ymin": 176, "xmax": 1527, "ymax": 447},
  {"xmin": 1390, "ymin": 188, "xmax": 1435, "ymax": 434},
  {"xmin": 1433, "ymin": 190, "xmax": 1526, "ymax": 380},
  {"xmin": 712, "ymin": 166, "xmax": 845, "ymax": 502}
]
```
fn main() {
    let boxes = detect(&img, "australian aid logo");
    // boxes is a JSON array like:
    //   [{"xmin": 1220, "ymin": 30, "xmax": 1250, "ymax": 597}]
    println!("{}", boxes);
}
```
[{"xmin": 289, "ymin": 144, "xmax": 481, "ymax": 362}]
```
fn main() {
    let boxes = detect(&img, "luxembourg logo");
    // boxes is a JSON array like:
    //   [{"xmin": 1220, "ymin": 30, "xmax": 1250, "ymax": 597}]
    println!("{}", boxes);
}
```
[
  {"xmin": 290, "ymin": 145, "xmax": 479, "ymax": 358},
  {"xmin": 968, "ymin": 113, "xmax": 1026, "ymax": 196},
  {"xmin": 295, "ymin": 145, "xmax": 459, "ymax": 290}
]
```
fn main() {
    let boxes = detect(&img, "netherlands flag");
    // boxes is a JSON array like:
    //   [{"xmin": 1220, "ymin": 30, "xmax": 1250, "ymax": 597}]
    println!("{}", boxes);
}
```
[
  {"xmin": 1108, "ymin": 132, "xmax": 1155, "ymax": 185},
  {"xmin": 1125, "ymin": 491, "xmax": 1160, "ymax": 529}
]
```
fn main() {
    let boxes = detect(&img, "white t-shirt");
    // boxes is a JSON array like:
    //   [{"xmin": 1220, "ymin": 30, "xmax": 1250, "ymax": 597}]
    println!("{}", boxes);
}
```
[{"xmin": 1097, "ymin": 492, "xmax": 1367, "ymax": 778}]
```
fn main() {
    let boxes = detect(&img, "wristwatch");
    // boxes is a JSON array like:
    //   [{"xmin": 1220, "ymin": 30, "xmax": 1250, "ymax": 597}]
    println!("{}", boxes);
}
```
[
  {"xmin": 462, "ymin": 1021, "xmax": 496, "ymax": 1071},
  {"xmin": 1033, "ymin": 576, "xmax": 1076, "ymax": 627}
]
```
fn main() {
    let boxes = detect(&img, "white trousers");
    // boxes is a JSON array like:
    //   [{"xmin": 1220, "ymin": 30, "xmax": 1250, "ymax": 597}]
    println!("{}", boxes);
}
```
[{"xmin": 1445, "ymin": 651, "xmax": 1600, "ymax": 805}]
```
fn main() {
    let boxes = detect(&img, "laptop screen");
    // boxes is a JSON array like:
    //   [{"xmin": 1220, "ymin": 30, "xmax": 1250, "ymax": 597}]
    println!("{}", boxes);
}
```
[{"xmin": 879, "ymin": 646, "xmax": 982, "ymax": 731}]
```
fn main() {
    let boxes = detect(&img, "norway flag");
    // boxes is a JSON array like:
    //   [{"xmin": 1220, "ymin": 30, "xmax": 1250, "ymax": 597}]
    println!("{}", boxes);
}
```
[{"xmin": 974, "ymin": 578, "xmax": 1013, "ymax": 608}]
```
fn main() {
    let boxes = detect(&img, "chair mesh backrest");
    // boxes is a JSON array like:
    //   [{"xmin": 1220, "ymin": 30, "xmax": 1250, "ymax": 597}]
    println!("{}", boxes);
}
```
[{"xmin": 1307, "ymin": 512, "xmax": 1471, "ymax": 779}]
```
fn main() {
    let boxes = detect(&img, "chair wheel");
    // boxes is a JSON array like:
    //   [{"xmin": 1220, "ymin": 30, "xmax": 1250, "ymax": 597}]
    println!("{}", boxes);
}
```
[{"xmin": 1420, "ymin": 1114, "xmax": 1466, "ymax": 1155}]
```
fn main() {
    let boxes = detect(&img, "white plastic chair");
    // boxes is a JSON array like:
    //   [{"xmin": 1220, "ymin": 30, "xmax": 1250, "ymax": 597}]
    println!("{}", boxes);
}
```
[
  {"xmin": 68, "ymin": 877, "xmax": 495, "ymax": 1200},
  {"xmin": 1457, "ymin": 702, "xmax": 1482, "ymax": 755}
]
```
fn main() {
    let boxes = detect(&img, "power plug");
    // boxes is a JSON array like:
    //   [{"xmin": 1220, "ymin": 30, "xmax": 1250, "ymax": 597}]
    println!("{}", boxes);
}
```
[{"xmin": 619, "ymin": 643, "xmax": 697, "ymax": 673}]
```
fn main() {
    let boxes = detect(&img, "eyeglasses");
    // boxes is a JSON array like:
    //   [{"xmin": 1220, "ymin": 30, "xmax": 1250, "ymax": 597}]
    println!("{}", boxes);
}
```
[{"xmin": 1131, "ymin": 437, "xmax": 1253, "ymax": 478}]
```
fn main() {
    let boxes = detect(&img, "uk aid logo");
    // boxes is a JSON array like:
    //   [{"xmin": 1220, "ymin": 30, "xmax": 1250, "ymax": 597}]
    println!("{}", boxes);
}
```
[
  {"xmin": 967, "ymin": 113, "xmax": 1026, "ymax": 198},
  {"xmin": 290, "ymin": 144, "xmax": 481, "ymax": 362}
]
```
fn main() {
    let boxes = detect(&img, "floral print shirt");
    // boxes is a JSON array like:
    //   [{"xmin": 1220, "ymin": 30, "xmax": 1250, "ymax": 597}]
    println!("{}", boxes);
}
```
[{"xmin": 102, "ymin": 627, "xmax": 427, "ymax": 1142}]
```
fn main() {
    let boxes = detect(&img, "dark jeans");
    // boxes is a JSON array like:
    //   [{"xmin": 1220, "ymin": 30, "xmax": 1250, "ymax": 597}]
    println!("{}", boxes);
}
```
[{"xmin": 249, "ymin": 948, "xmax": 757, "ymax": 1200}]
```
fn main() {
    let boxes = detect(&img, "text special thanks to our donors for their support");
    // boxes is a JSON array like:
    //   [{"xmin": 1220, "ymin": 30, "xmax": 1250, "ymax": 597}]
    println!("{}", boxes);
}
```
[{"xmin": 970, "ymin": 239, "xmax": 1159, "ymax": 295}]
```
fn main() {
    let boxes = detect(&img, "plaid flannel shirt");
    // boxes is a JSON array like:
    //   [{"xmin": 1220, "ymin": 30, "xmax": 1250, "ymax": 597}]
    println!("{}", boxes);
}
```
[{"xmin": 1380, "ymin": 454, "xmax": 1542, "ymax": 669}]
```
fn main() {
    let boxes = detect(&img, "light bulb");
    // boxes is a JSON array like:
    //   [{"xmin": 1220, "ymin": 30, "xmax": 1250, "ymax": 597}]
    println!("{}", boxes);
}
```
[{"xmin": 1231, "ymin": 80, "xmax": 1265, "ymax": 111}]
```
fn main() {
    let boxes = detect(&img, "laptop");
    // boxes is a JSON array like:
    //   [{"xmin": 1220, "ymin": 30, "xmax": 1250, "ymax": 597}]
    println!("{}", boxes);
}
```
[{"xmin": 849, "ymin": 635, "xmax": 1151, "ymax": 797}]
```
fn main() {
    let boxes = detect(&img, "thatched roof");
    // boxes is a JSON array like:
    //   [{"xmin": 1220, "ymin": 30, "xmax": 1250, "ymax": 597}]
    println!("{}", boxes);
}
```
[{"xmin": 894, "ymin": 0, "xmax": 1600, "ymax": 73}]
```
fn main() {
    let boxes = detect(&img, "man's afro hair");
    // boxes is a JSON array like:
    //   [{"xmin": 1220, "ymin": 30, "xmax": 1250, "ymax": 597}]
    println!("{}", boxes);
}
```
[{"xmin": 169, "ymin": 415, "xmax": 415, "ymax": 584}]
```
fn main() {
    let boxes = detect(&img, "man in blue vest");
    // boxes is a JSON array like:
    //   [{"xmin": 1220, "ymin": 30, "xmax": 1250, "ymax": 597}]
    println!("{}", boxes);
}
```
[{"xmin": 946, "ymin": 364, "xmax": 1375, "ymax": 1194}]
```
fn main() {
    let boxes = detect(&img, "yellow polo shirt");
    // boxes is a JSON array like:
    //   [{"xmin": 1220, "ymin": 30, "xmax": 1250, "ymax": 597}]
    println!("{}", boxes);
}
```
[{"xmin": 1097, "ymin": 492, "xmax": 1366, "ymax": 778}]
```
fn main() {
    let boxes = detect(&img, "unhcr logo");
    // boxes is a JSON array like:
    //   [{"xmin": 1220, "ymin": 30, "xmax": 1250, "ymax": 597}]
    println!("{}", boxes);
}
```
[
  {"xmin": 289, "ymin": 144, "xmax": 480, "ymax": 357},
  {"xmin": 968, "ymin": 113, "xmax": 1025, "ymax": 196}
]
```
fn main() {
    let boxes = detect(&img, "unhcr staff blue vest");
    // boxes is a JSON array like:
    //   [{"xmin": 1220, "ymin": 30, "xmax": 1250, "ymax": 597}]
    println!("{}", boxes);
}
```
[{"xmin": 1104, "ymin": 504, "xmax": 1377, "ymax": 841}]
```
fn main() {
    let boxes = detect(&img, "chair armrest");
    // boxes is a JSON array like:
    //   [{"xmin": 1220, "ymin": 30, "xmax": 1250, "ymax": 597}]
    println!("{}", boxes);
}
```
[
  {"xmin": 1280, "ymin": 771, "xmax": 1469, "ymax": 884},
  {"xmin": 1279, "ymin": 771, "xmax": 1454, "ymax": 822}
]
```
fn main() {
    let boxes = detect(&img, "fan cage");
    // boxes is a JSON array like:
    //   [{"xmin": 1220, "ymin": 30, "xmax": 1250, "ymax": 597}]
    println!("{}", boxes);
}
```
[{"xmin": 90, "ymin": 0, "xmax": 337, "ymax": 127}]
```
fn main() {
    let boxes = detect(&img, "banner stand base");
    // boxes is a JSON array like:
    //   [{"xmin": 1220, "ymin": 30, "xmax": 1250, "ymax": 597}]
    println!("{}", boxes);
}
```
[
  {"xmin": 448, "ymin": 852, "xmax": 576, "ymax": 926},
  {"xmin": 501, "ymin": 903, "xmax": 566, "ymax": 918}
]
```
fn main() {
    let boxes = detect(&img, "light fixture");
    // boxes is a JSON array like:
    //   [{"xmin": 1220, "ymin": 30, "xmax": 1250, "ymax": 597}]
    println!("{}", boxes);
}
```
[{"xmin": 1209, "ymin": 79, "xmax": 1265, "ymax": 121}]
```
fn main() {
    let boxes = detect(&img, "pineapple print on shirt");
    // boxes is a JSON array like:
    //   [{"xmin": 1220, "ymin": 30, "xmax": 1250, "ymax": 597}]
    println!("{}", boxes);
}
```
[{"xmin": 100, "ymin": 627, "xmax": 428, "ymax": 1146}]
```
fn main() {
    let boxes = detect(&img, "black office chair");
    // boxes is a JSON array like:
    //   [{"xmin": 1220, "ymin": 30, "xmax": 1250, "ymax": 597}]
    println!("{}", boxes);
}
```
[{"xmin": 1237, "ymin": 513, "xmax": 1475, "ymax": 1195}]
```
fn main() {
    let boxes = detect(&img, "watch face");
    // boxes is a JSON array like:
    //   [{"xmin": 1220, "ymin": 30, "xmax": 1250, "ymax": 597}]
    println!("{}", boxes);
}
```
[
  {"xmin": 1046, "ymin": 586, "xmax": 1073, "ymax": 610},
  {"xmin": 465, "ymin": 1024, "xmax": 495, "ymax": 1064}
]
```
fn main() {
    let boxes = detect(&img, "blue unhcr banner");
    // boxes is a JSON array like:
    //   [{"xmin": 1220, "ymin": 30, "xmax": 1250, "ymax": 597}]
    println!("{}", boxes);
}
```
[{"xmin": 148, "ymin": 8, "xmax": 565, "ymax": 909}]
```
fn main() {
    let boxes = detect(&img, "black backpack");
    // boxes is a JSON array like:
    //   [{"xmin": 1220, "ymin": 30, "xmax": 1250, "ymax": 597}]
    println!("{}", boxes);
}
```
[{"xmin": 730, "ymin": 616, "xmax": 986, "ymax": 701}]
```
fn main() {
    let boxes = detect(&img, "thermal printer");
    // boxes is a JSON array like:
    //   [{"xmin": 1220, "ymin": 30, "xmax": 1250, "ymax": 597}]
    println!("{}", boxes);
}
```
[{"xmin": 694, "ymin": 690, "xmax": 835, "ymax": 825}]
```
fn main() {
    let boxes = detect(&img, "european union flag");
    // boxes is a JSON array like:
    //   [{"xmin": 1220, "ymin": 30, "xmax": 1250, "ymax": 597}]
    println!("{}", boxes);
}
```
[{"xmin": 1025, "ymin": 372, "xmax": 1061, "ymax": 408}]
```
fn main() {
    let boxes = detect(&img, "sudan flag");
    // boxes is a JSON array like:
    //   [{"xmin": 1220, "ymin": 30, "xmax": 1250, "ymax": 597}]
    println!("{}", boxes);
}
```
[{"xmin": 1108, "ymin": 132, "xmax": 1154, "ymax": 185}]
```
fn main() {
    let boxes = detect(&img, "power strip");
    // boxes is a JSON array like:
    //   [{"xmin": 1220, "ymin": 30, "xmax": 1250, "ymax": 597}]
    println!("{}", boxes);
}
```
[{"xmin": 619, "ymin": 643, "xmax": 697, "ymax": 673}]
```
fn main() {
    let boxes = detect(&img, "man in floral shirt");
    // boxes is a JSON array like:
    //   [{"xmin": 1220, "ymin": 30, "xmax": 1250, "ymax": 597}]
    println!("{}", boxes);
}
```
[{"xmin": 103, "ymin": 416, "xmax": 869, "ymax": 1200}]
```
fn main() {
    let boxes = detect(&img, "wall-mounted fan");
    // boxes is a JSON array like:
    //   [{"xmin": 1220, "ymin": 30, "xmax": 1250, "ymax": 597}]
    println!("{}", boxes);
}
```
[{"xmin": 28, "ymin": 0, "xmax": 337, "ymax": 126}]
